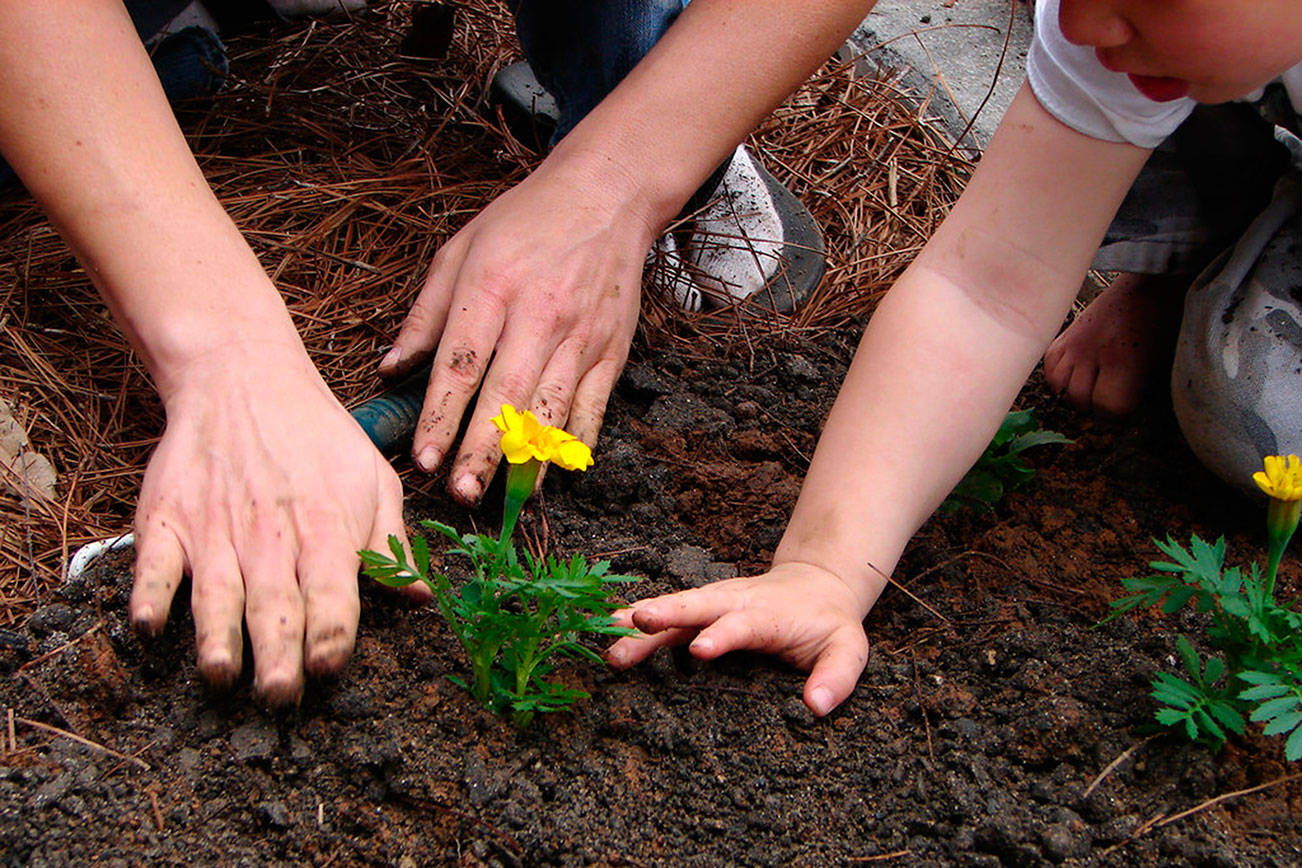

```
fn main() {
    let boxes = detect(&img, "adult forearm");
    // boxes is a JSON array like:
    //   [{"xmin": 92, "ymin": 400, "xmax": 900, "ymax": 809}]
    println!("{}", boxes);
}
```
[
  {"xmin": 542, "ymin": 0, "xmax": 877, "ymax": 233},
  {"xmin": 0, "ymin": 1, "xmax": 304, "ymax": 400}
]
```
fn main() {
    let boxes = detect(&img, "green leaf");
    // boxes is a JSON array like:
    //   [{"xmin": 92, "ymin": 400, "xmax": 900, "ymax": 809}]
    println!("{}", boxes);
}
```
[
  {"xmin": 1155, "ymin": 707, "xmax": 1186, "ymax": 727},
  {"xmin": 1250, "ymin": 696, "xmax": 1302, "ymax": 723},
  {"xmin": 1175, "ymin": 636, "xmax": 1202, "ymax": 682},
  {"xmin": 1239, "ymin": 670, "xmax": 1287, "ymax": 686},
  {"xmin": 1203, "ymin": 655, "xmax": 1225, "ymax": 685},
  {"xmin": 1194, "ymin": 706, "xmax": 1226, "ymax": 742},
  {"xmin": 1239, "ymin": 683, "xmax": 1292, "ymax": 702},
  {"xmin": 1262, "ymin": 710, "xmax": 1302, "ymax": 737},
  {"xmin": 1286, "ymin": 723, "xmax": 1302, "ymax": 761},
  {"xmin": 1208, "ymin": 701, "xmax": 1246, "ymax": 735},
  {"xmin": 1162, "ymin": 585, "xmax": 1196, "ymax": 614}
]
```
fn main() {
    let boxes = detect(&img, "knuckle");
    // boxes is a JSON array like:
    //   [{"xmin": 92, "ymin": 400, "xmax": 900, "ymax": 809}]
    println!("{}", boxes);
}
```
[
  {"xmin": 532, "ymin": 381, "xmax": 571, "ymax": 420},
  {"xmin": 492, "ymin": 369, "xmax": 536, "ymax": 405},
  {"xmin": 437, "ymin": 345, "xmax": 485, "ymax": 391}
]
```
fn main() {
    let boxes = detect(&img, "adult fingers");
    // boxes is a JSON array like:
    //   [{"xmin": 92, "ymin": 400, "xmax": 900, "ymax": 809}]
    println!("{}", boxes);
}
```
[
  {"xmin": 239, "ymin": 522, "xmax": 306, "ymax": 706},
  {"xmin": 411, "ymin": 296, "xmax": 506, "ymax": 476},
  {"xmin": 189, "ymin": 547, "xmax": 246, "ymax": 689},
  {"xmin": 443, "ymin": 330, "xmax": 554, "ymax": 504},
  {"xmin": 297, "ymin": 528, "xmax": 361, "ymax": 678},
  {"xmin": 802, "ymin": 629, "xmax": 870, "ymax": 717},
  {"xmin": 381, "ymin": 242, "xmax": 462, "ymax": 378},
  {"xmin": 564, "ymin": 355, "xmax": 626, "ymax": 449},
  {"xmin": 129, "ymin": 516, "xmax": 187, "ymax": 636},
  {"xmin": 364, "ymin": 474, "xmax": 431, "ymax": 603}
]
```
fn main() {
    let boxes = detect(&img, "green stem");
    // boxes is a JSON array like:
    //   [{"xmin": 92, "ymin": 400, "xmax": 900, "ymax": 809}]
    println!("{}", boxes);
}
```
[
  {"xmin": 501, "ymin": 459, "xmax": 541, "ymax": 543},
  {"xmin": 1265, "ymin": 498, "xmax": 1301, "ymax": 600}
]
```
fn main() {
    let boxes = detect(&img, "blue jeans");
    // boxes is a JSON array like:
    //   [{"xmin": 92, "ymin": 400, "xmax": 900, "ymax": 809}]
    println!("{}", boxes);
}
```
[
  {"xmin": 0, "ymin": 1, "xmax": 227, "ymax": 189},
  {"xmin": 1, "ymin": 1, "xmax": 689, "ymax": 187},
  {"xmin": 513, "ymin": 0, "xmax": 690, "ymax": 146}
]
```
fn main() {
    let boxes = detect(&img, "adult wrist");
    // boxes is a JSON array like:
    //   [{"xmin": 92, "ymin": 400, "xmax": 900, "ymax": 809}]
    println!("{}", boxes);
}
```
[{"xmin": 543, "ymin": 131, "xmax": 698, "ymax": 239}]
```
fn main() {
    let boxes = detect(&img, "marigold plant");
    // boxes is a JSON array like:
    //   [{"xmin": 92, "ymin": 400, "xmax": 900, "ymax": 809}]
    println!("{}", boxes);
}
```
[
  {"xmin": 1109, "ymin": 454, "xmax": 1302, "ymax": 759},
  {"xmin": 360, "ymin": 404, "xmax": 632, "ymax": 729}
]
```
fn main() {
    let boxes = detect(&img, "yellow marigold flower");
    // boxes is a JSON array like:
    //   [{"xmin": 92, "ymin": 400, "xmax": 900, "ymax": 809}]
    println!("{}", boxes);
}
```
[
  {"xmin": 1253, "ymin": 454, "xmax": 1302, "ymax": 502},
  {"xmin": 490, "ymin": 404, "xmax": 593, "ymax": 472}
]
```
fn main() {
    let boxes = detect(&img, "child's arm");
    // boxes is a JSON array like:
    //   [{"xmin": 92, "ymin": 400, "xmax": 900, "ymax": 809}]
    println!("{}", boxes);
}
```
[
  {"xmin": 606, "ymin": 84, "xmax": 1154, "ymax": 715},
  {"xmin": 0, "ymin": 1, "xmax": 423, "ymax": 702},
  {"xmin": 381, "ymin": 0, "xmax": 876, "ymax": 503}
]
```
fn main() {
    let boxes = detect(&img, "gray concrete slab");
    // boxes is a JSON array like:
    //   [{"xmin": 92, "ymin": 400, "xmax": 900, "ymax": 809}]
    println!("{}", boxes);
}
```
[{"xmin": 847, "ymin": 0, "xmax": 1034, "ymax": 148}]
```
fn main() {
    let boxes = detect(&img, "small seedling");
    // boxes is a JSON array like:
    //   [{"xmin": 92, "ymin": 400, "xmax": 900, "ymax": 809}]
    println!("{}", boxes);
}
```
[
  {"xmin": 360, "ymin": 405, "xmax": 634, "ymax": 729},
  {"xmin": 1107, "ymin": 455, "xmax": 1302, "ymax": 759},
  {"xmin": 942, "ymin": 408, "xmax": 1072, "ymax": 512}
]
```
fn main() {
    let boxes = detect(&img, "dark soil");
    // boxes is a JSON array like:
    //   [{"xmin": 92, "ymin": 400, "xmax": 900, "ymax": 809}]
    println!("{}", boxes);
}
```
[{"xmin": 2, "ymin": 327, "xmax": 1301, "ymax": 867}]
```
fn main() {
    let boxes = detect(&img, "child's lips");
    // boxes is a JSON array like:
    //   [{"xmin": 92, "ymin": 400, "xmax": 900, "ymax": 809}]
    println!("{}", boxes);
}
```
[
  {"xmin": 1094, "ymin": 48, "xmax": 1190, "ymax": 103},
  {"xmin": 1127, "ymin": 73, "xmax": 1190, "ymax": 102}
]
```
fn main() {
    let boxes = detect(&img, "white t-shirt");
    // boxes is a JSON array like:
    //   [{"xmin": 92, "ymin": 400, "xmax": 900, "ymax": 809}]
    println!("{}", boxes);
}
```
[{"xmin": 1027, "ymin": 0, "xmax": 1302, "ymax": 148}]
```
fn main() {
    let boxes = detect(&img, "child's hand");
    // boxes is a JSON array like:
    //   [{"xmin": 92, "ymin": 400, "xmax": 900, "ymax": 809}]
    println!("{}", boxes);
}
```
[{"xmin": 605, "ymin": 563, "xmax": 871, "ymax": 716}]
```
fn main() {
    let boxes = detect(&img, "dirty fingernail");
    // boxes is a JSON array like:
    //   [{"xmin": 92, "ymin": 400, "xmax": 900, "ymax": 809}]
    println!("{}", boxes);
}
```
[
  {"xmin": 809, "ymin": 686, "xmax": 833, "ymax": 717},
  {"xmin": 454, "ymin": 474, "xmax": 481, "ymax": 502},
  {"xmin": 415, "ymin": 446, "xmax": 441, "ymax": 472},
  {"xmin": 380, "ymin": 346, "xmax": 404, "ymax": 371},
  {"xmin": 691, "ymin": 636, "xmax": 714, "ymax": 655}
]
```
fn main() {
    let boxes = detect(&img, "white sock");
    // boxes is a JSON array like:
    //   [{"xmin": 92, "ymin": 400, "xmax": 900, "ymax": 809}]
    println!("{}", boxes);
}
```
[
  {"xmin": 686, "ymin": 145, "xmax": 784, "ymax": 304},
  {"xmin": 646, "ymin": 234, "xmax": 703, "ymax": 313}
]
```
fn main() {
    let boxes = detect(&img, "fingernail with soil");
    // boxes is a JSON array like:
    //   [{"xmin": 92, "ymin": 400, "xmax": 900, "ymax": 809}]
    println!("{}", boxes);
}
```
[
  {"xmin": 809, "ymin": 686, "xmax": 833, "ymax": 717},
  {"xmin": 454, "ymin": 474, "xmax": 481, "ymax": 503},
  {"xmin": 691, "ymin": 636, "xmax": 714, "ymax": 655},
  {"xmin": 380, "ymin": 345, "xmax": 404, "ymax": 372},
  {"xmin": 415, "ymin": 446, "xmax": 441, "ymax": 472}
]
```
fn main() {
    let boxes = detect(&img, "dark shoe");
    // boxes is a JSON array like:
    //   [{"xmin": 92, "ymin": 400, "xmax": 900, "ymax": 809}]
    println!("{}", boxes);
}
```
[{"xmin": 489, "ymin": 61, "xmax": 559, "ymax": 151}]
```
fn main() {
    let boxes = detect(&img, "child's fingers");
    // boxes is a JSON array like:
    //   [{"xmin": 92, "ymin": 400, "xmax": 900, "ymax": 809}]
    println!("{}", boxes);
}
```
[
  {"xmin": 802, "ymin": 628, "xmax": 871, "ymax": 717},
  {"xmin": 605, "ymin": 625, "xmax": 697, "ymax": 668},
  {"xmin": 687, "ymin": 610, "xmax": 772, "ymax": 660},
  {"xmin": 628, "ymin": 586, "xmax": 737, "ymax": 634}
]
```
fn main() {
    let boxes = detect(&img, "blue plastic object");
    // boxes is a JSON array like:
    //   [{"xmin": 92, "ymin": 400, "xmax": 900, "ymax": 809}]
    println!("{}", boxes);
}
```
[{"xmin": 349, "ymin": 362, "xmax": 432, "ymax": 454}]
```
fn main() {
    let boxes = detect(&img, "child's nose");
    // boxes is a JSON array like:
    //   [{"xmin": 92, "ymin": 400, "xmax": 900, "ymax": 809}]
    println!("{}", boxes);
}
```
[{"xmin": 1057, "ymin": 0, "xmax": 1133, "ymax": 48}]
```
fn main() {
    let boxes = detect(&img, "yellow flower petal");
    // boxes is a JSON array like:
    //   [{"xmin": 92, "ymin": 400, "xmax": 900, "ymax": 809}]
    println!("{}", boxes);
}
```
[
  {"xmin": 551, "ymin": 437, "xmax": 593, "ymax": 472},
  {"xmin": 1255, "ymin": 454, "xmax": 1302, "ymax": 502},
  {"xmin": 492, "ymin": 404, "xmax": 593, "ymax": 469}
]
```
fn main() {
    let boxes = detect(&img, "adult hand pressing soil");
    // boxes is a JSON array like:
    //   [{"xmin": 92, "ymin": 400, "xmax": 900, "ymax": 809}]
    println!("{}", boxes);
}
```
[
  {"xmin": 381, "ymin": 0, "xmax": 876, "ymax": 505},
  {"xmin": 0, "ymin": 1, "xmax": 427, "ymax": 703}
]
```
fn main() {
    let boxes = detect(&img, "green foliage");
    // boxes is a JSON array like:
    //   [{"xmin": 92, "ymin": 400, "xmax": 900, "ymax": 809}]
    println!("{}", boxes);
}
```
[
  {"xmin": 1108, "ymin": 534, "xmax": 1302, "ymax": 758},
  {"xmin": 942, "ymin": 409, "xmax": 1072, "ymax": 512},
  {"xmin": 360, "ymin": 520, "xmax": 635, "ymax": 730}
]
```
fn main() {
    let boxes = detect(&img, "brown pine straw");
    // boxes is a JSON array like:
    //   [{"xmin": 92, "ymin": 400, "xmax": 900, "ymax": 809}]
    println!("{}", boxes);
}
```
[{"xmin": 0, "ymin": 1, "xmax": 969, "ymax": 624}]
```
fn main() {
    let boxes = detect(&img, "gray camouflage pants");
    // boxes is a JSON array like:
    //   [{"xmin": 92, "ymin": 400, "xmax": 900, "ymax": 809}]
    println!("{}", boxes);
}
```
[{"xmin": 1095, "ymin": 94, "xmax": 1302, "ymax": 493}]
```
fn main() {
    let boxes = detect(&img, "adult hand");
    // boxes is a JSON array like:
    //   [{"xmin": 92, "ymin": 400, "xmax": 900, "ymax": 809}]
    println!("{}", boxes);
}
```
[
  {"xmin": 604, "ymin": 563, "xmax": 871, "ymax": 717},
  {"xmin": 380, "ymin": 159, "xmax": 652, "ymax": 503},
  {"xmin": 128, "ymin": 343, "xmax": 427, "ymax": 705}
]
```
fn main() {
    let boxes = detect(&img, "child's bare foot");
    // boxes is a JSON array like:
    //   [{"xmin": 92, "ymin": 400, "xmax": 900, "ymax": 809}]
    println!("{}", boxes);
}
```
[{"xmin": 1043, "ymin": 273, "xmax": 1187, "ymax": 417}]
